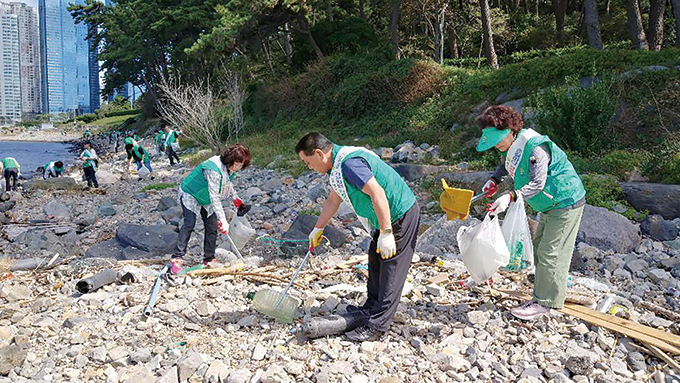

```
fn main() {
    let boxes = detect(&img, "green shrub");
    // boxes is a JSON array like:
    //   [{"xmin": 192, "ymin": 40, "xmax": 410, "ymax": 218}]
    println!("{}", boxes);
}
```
[
  {"xmin": 77, "ymin": 114, "xmax": 98, "ymax": 123},
  {"xmin": 641, "ymin": 138, "xmax": 680, "ymax": 184},
  {"xmin": 141, "ymin": 182, "xmax": 176, "ymax": 192},
  {"xmin": 526, "ymin": 75, "xmax": 619, "ymax": 155}
]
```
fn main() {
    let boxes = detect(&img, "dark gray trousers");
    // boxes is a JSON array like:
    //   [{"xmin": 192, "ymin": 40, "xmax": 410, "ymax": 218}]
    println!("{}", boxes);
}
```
[
  {"xmin": 364, "ymin": 202, "xmax": 420, "ymax": 332},
  {"xmin": 4, "ymin": 168, "xmax": 17, "ymax": 191},
  {"xmin": 175, "ymin": 198, "xmax": 218, "ymax": 261}
]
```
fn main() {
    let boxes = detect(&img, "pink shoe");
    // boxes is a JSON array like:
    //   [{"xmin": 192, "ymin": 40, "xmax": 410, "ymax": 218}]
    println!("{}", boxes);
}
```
[
  {"xmin": 510, "ymin": 301, "xmax": 550, "ymax": 320},
  {"xmin": 170, "ymin": 258, "xmax": 184, "ymax": 274}
]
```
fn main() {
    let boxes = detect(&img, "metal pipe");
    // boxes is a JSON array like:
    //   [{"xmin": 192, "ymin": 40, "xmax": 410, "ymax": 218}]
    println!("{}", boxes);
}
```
[
  {"xmin": 76, "ymin": 269, "xmax": 118, "ymax": 294},
  {"xmin": 143, "ymin": 264, "xmax": 169, "ymax": 317},
  {"xmin": 275, "ymin": 249, "xmax": 312, "ymax": 308},
  {"xmin": 299, "ymin": 311, "xmax": 366, "ymax": 338}
]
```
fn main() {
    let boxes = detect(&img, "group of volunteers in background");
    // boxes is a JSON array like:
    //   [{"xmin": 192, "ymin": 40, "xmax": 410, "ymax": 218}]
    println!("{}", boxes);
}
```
[{"xmin": 1, "ymin": 103, "xmax": 586, "ymax": 342}]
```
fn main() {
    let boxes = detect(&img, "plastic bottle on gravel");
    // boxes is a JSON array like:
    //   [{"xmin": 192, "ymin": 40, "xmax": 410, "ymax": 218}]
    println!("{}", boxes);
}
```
[{"xmin": 571, "ymin": 276, "xmax": 610, "ymax": 293}]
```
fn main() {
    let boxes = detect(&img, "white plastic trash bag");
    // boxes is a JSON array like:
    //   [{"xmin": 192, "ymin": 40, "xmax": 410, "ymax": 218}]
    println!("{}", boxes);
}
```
[
  {"xmin": 501, "ymin": 193, "xmax": 534, "ymax": 270},
  {"xmin": 137, "ymin": 165, "xmax": 151, "ymax": 179},
  {"xmin": 457, "ymin": 214, "xmax": 510, "ymax": 283},
  {"xmin": 229, "ymin": 215, "xmax": 256, "ymax": 250}
]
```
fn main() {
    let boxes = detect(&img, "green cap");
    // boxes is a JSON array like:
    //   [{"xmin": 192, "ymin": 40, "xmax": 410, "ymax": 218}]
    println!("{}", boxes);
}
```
[{"xmin": 476, "ymin": 127, "xmax": 511, "ymax": 152}]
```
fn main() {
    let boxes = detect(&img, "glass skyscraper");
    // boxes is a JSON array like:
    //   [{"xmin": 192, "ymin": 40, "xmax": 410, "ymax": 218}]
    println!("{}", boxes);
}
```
[{"xmin": 39, "ymin": 0, "xmax": 99, "ymax": 115}]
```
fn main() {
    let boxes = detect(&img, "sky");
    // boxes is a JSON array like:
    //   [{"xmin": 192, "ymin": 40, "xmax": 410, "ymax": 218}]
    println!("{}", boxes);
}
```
[{"xmin": 23, "ymin": 0, "xmax": 38, "ymax": 8}]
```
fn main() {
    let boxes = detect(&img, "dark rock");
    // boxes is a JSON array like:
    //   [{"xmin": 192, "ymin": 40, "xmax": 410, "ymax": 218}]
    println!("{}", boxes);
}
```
[
  {"xmin": 640, "ymin": 215, "xmax": 679, "ymax": 242},
  {"xmin": 391, "ymin": 164, "xmax": 447, "ymax": 182},
  {"xmin": 0, "ymin": 192, "xmax": 9, "ymax": 201},
  {"xmin": 161, "ymin": 206, "xmax": 183, "ymax": 226},
  {"xmin": 75, "ymin": 213, "xmax": 97, "ymax": 227},
  {"xmin": 308, "ymin": 183, "xmax": 329, "ymax": 201},
  {"xmin": 14, "ymin": 229, "xmax": 67, "ymax": 254},
  {"xmin": 0, "ymin": 344, "xmax": 27, "ymax": 375},
  {"xmin": 84, "ymin": 239, "xmax": 124, "ymax": 259},
  {"xmin": 121, "ymin": 246, "xmax": 155, "ymax": 260},
  {"xmin": 577, "ymin": 205, "xmax": 641, "ymax": 253},
  {"xmin": 0, "ymin": 201, "xmax": 15, "ymax": 212},
  {"xmin": 44, "ymin": 200, "xmax": 72, "ymax": 221},
  {"xmin": 621, "ymin": 183, "xmax": 680, "ymax": 220},
  {"xmin": 156, "ymin": 197, "xmax": 178, "ymax": 212},
  {"xmin": 23, "ymin": 177, "xmax": 79, "ymax": 191},
  {"xmin": 115, "ymin": 224, "xmax": 178, "ymax": 255},
  {"xmin": 282, "ymin": 214, "xmax": 350, "ymax": 254},
  {"xmin": 98, "ymin": 202, "xmax": 116, "ymax": 217},
  {"xmin": 627, "ymin": 351, "xmax": 646, "ymax": 371},
  {"xmin": 132, "ymin": 193, "xmax": 148, "ymax": 200},
  {"xmin": 565, "ymin": 355, "xmax": 593, "ymax": 375}
]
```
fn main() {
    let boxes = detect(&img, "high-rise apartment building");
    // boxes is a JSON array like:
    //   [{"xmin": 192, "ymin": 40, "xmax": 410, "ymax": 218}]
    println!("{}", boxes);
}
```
[
  {"xmin": 0, "ymin": 13, "xmax": 22, "ymax": 122},
  {"xmin": 39, "ymin": 0, "xmax": 98, "ymax": 115},
  {"xmin": 2, "ymin": 2, "xmax": 42, "ymax": 118}
]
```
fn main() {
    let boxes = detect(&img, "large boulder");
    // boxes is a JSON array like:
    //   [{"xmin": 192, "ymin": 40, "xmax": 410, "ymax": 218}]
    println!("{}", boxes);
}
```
[
  {"xmin": 23, "ymin": 177, "xmax": 79, "ymax": 191},
  {"xmin": 43, "ymin": 200, "xmax": 72, "ymax": 220},
  {"xmin": 416, "ymin": 214, "xmax": 481, "ymax": 260},
  {"xmin": 391, "ymin": 164, "xmax": 447, "ymax": 182},
  {"xmin": 576, "ymin": 205, "xmax": 641, "ymax": 253},
  {"xmin": 621, "ymin": 182, "xmax": 680, "ymax": 220},
  {"xmin": 84, "ymin": 239, "xmax": 124, "ymax": 259},
  {"xmin": 0, "ymin": 201, "xmax": 15, "ymax": 212},
  {"xmin": 282, "ymin": 214, "xmax": 350, "ymax": 255},
  {"xmin": 640, "ymin": 215, "xmax": 679, "ymax": 242},
  {"xmin": 156, "ymin": 197, "xmax": 178, "ymax": 212},
  {"xmin": 96, "ymin": 170, "xmax": 118, "ymax": 185},
  {"xmin": 115, "ymin": 224, "xmax": 178, "ymax": 255}
]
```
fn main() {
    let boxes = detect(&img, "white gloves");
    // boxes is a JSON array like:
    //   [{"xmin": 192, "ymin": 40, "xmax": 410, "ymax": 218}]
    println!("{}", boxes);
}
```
[
  {"xmin": 482, "ymin": 179, "xmax": 498, "ymax": 197},
  {"xmin": 309, "ymin": 227, "xmax": 324, "ymax": 250},
  {"xmin": 377, "ymin": 232, "xmax": 397, "ymax": 259},
  {"xmin": 217, "ymin": 219, "xmax": 229, "ymax": 235},
  {"xmin": 488, "ymin": 193, "xmax": 512, "ymax": 216}
]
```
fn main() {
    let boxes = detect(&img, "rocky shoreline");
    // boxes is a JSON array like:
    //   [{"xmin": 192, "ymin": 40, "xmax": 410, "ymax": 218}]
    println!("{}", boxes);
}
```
[{"xmin": 0, "ymin": 133, "xmax": 679, "ymax": 383}]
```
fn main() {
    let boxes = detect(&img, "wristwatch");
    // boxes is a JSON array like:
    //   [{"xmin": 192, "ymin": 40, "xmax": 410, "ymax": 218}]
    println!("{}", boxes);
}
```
[{"xmin": 380, "ymin": 227, "xmax": 393, "ymax": 234}]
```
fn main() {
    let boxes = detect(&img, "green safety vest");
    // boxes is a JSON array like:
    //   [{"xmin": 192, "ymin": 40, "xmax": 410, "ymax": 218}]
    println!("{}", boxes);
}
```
[
  {"xmin": 165, "ymin": 130, "xmax": 177, "ymax": 145},
  {"xmin": 511, "ymin": 133, "xmax": 586, "ymax": 212},
  {"xmin": 81, "ymin": 149, "xmax": 97, "ymax": 169},
  {"xmin": 1, "ymin": 157, "xmax": 18, "ymax": 169},
  {"xmin": 44, "ymin": 162, "xmax": 63, "ymax": 175},
  {"xmin": 132, "ymin": 145, "xmax": 149, "ymax": 162},
  {"xmin": 331, "ymin": 144, "xmax": 416, "ymax": 229},
  {"xmin": 124, "ymin": 137, "xmax": 135, "ymax": 146},
  {"xmin": 180, "ymin": 157, "xmax": 224, "ymax": 206}
]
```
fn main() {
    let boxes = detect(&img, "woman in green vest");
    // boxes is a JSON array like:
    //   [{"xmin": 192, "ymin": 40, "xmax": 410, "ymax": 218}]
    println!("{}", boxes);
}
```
[
  {"xmin": 79, "ymin": 142, "xmax": 99, "ymax": 188},
  {"xmin": 170, "ymin": 144, "xmax": 251, "ymax": 273},
  {"xmin": 475, "ymin": 105, "xmax": 586, "ymax": 320},
  {"xmin": 1, "ymin": 157, "xmax": 20, "ymax": 191},
  {"xmin": 296, "ymin": 132, "xmax": 420, "ymax": 342}
]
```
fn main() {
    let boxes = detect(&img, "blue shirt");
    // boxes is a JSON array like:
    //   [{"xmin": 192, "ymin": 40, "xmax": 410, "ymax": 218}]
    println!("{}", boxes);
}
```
[{"xmin": 341, "ymin": 157, "xmax": 374, "ymax": 190}]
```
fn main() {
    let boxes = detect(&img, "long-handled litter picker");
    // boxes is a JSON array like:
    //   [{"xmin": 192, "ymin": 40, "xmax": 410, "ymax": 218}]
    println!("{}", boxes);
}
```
[
  {"xmin": 144, "ymin": 263, "xmax": 169, "ymax": 317},
  {"xmin": 224, "ymin": 234, "xmax": 246, "ymax": 263}
]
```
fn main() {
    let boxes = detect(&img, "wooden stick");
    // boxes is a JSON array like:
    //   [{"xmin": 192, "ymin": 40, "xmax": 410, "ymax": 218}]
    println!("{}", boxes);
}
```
[
  {"xmin": 565, "ymin": 304, "xmax": 680, "ymax": 349},
  {"xmin": 639, "ymin": 301, "xmax": 680, "ymax": 322},
  {"xmin": 497, "ymin": 289, "xmax": 680, "ymax": 355},
  {"xmin": 644, "ymin": 343, "xmax": 680, "ymax": 373},
  {"xmin": 560, "ymin": 305, "xmax": 680, "ymax": 355}
]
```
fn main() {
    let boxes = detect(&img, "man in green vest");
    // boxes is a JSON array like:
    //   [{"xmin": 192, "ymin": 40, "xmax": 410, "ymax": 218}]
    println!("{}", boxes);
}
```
[
  {"xmin": 79, "ymin": 142, "xmax": 99, "ymax": 189},
  {"xmin": 475, "ymin": 105, "xmax": 586, "ymax": 320},
  {"xmin": 296, "ymin": 132, "xmax": 420, "ymax": 342},
  {"xmin": 171, "ymin": 144, "xmax": 251, "ymax": 273},
  {"xmin": 0, "ymin": 157, "xmax": 20, "ymax": 191},
  {"xmin": 43, "ymin": 161, "xmax": 65, "ymax": 179}
]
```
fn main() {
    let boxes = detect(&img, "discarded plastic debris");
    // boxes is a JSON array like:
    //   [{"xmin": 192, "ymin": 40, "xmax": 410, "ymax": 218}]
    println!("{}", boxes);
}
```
[
  {"xmin": 298, "ymin": 311, "xmax": 366, "ymax": 338},
  {"xmin": 568, "ymin": 276, "xmax": 610, "ymax": 293},
  {"xmin": 76, "ymin": 269, "xmax": 118, "ymax": 294},
  {"xmin": 11, "ymin": 257, "xmax": 47, "ymax": 271},
  {"xmin": 252, "ymin": 289, "xmax": 299, "ymax": 324}
]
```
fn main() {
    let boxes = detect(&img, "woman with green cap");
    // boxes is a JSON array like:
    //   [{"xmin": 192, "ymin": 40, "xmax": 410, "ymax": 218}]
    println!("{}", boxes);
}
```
[{"xmin": 475, "ymin": 105, "xmax": 586, "ymax": 320}]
